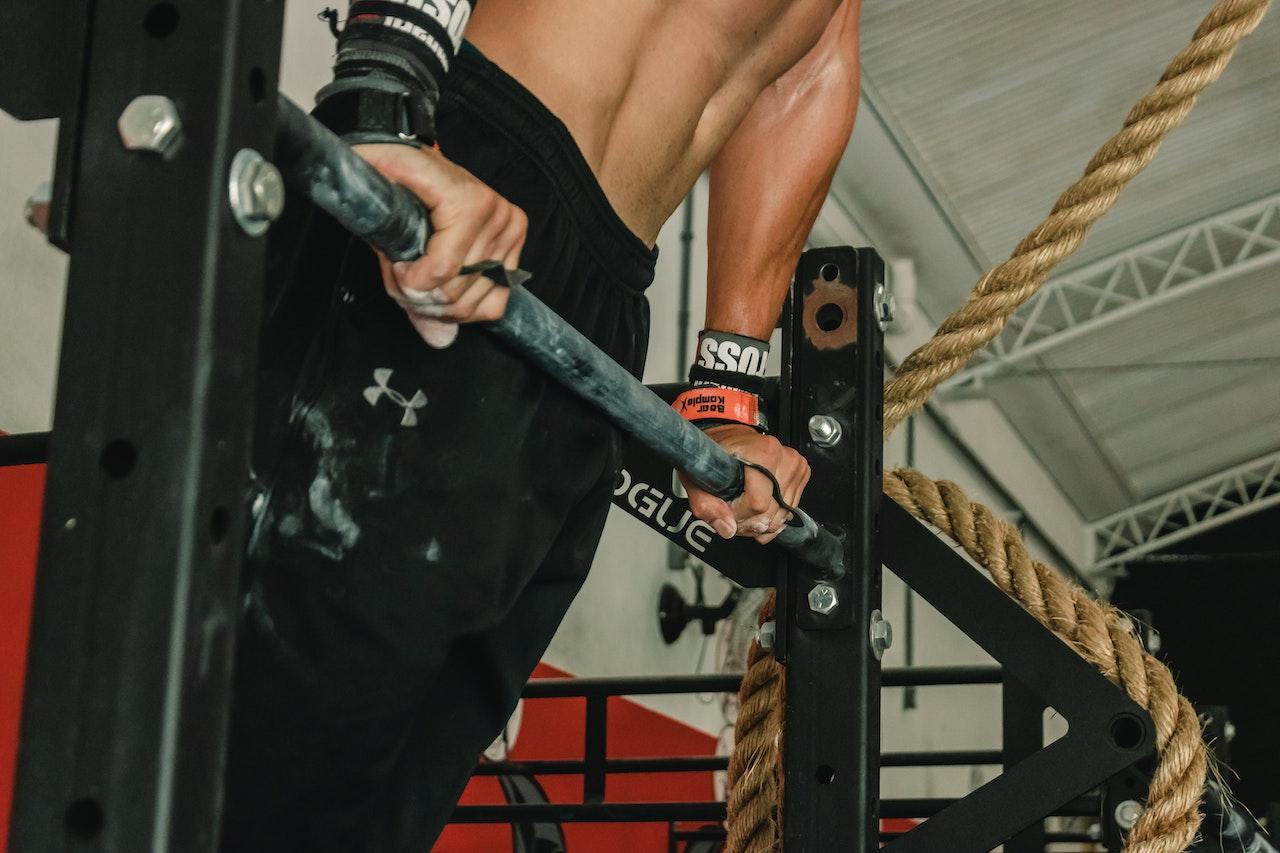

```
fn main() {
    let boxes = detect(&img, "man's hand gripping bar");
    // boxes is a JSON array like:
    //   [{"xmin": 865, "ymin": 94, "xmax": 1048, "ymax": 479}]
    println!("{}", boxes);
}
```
[{"xmin": 273, "ymin": 95, "xmax": 845, "ymax": 581}]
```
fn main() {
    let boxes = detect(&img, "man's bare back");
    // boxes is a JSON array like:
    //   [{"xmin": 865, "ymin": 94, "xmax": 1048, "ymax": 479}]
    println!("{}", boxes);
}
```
[{"xmin": 467, "ymin": 0, "xmax": 846, "ymax": 242}]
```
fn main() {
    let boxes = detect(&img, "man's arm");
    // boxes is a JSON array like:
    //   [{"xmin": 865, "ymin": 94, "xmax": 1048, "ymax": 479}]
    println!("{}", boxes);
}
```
[
  {"xmin": 683, "ymin": 0, "xmax": 862, "ymax": 543},
  {"xmin": 707, "ymin": 0, "xmax": 861, "ymax": 340}
]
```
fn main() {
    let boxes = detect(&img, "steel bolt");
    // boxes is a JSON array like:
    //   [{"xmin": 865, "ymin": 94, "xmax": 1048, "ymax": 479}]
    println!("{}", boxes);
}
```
[
  {"xmin": 808, "ymin": 415, "xmax": 842, "ymax": 448},
  {"xmin": 228, "ymin": 148, "xmax": 286, "ymax": 237},
  {"xmin": 757, "ymin": 620, "xmax": 776, "ymax": 651},
  {"xmin": 1114, "ymin": 799, "xmax": 1143, "ymax": 830},
  {"xmin": 869, "ymin": 609, "xmax": 893, "ymax": 660},
  {"xmin": 117, "ymin": 95, "xmax": 184, "ymax": 157},
  {"xmin": 807, "ymin": 583, "xmax": 839, "ymax": 615},
  {"xmin": 874, "ymin": 282, "xmax": 896, "ymax": 331}
]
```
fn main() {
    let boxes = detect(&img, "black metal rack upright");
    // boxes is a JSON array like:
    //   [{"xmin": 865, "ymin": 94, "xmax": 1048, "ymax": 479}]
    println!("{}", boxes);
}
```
[
  {"xmin": 775, "ymin": 247, "xmax": 884, "ymax": 850},
  {"xmin": 2, "ymin": 1, "xmax": 285, "ymax": 851}
]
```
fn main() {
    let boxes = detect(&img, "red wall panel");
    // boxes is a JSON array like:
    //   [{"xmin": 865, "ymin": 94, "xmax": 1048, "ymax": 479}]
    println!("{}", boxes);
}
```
[{"xmin": 0, "ymin": 463, "xmax": 44, "ymax": 853}]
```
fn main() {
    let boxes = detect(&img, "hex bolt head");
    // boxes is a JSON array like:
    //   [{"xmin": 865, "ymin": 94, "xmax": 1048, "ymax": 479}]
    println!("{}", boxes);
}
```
[
  {"xmin": 228, "ymin": 148, "xmax": 286, "ymax": 237},
  {"xmin": 869, "ymin": 609, "xmax": 893, "ymax": 660},
  {"xmin": 808, "ymin": 415, "xmax": 842, "ymax": 448},
  {"xmin": 874, "ymin": 282, "xmax": 896, "ymax": 331},
  {"xmin": 1114, "ymin": 799, "xmax": 1143, "ymax": 830},
  {"xmin": 807, "ymin": 583, "xmax": 839, "ymax": 615},
  {"xmin": 757, "ymin": 620, "xmax": 776, "ymax": 651},
  {"xmin": 117, "ymin": 95, "xmax": 184, "ymax": 157}
]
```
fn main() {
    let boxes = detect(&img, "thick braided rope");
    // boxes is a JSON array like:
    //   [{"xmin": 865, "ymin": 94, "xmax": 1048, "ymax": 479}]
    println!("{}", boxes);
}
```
[
  {"xmin": 726, "ymin": 595, "xmax": 784, "ymax": 853},
  {"xmin": 726, "ymin": 2, "xmax": 1269, "ymax": 849},
  {"xmin": 883, "ymin": 470, "xmax": 1208, "ymax": 853},
  {"xmin": 881, "ymin": 0, "xmax": 1272, "ymax": 437}
]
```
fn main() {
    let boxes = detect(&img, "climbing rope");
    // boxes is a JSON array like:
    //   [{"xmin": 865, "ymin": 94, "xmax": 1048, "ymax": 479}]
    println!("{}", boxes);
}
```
[
  {"xmin": 882, "ymin": 0, "xmax": 1273, "ymax": 436},
  {"xmin": 726, "ymin": 1, "xmax": 1271, "ymax": 850}
]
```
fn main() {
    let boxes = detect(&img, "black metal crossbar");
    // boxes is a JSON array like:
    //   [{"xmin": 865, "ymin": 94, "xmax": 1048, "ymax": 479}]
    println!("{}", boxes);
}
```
[
  {"xmin": 471, "ymin": 749, "xmax": 1004, "ymax": 779},
  {"xmin": 450, "ymin": 796, "xmax": 1104, "ymax": 825},
  {"xmin": 0, "ymin": 432, "xmax": 51, "ymax": 468},
  {"xmin": 519, "ymin": 665, "xmax": 1001, "ymax": 700}
]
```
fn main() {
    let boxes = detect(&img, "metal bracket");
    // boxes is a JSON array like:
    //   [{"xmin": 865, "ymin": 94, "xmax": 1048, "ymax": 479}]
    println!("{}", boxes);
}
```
[{"xmin": 881, "ymin": 500, "xmax": 1156, "ymax": 851}]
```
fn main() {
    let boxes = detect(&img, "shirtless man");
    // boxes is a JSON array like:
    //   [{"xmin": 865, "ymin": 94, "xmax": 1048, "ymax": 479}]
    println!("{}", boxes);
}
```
[{"xmin": 221, "ymin": 1, "xmax": 861, "ymax": 849}]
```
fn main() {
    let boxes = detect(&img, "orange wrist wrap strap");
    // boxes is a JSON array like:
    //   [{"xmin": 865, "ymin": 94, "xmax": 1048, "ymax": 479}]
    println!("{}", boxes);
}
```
[{"xmin": 672, "ymin": 386, "xmax": 766, "ymax": 431}]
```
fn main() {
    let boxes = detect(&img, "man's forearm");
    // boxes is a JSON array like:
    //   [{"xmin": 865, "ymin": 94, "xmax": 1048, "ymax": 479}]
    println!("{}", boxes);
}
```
[{"xmin": 705, "ymin": 1, "xmax": 861, "ymax": 341}]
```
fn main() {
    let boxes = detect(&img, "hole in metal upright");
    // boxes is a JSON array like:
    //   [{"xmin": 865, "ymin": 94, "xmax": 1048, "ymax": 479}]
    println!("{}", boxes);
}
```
[{"xmin": 143, "ymin": 2, "xmax": 180, "ymax": 38}]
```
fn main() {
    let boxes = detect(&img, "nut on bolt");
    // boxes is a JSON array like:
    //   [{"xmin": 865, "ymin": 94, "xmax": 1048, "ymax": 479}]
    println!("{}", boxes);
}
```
[
  {"xmin": 117, "ymin": 95, "xmax": 184, "ymax": 157},
  {"xmin": 757, "ymin": 620, "xmax": 776, "ymax": 651},
  {"xmin": 1114, "ymin": 799, "xmax": 1143, "ymax": 830},
  {"xmin": 808, "ymin": 415, "xmax": 842, "ymax": 448},
  {"xmin": 874, "ymin": 282, "xmax": 896, "ymax": 331},
  {"xmin": 869, "ymin": 609, "xmax": 893, "ymax": 660},
  {"xmin": 807, "ymin": 583, "xmax": 839, "ymax": 615},
  {"xmin": 228, "ymin": 148, "xmax": 286, "ymax": 237}
]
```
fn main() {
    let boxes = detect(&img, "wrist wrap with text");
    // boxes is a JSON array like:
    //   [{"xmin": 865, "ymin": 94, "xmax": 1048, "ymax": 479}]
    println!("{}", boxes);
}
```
[
  {"xmin": 673, "ymin": 331, "xmax": 771, "ymax": 431},
  {"xmin": 314, "ymin": 1, "xmax": 475, "ymax": 146}
]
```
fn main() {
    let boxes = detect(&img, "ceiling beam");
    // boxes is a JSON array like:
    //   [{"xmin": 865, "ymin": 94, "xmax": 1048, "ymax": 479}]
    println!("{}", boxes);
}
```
[
  {"xmin": 943, "ymin": 192, "xmax": 1280, "ymax": 394},
  {"xmin": 1089, "ymin": 449, "xmax": 1280, "ymax": 571}
]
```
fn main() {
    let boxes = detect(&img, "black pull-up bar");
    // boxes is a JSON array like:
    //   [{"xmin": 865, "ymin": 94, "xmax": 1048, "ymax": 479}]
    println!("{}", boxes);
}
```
[{"xmin": 272, "ymin": 94, "xmax": 845, "ymax": 581}]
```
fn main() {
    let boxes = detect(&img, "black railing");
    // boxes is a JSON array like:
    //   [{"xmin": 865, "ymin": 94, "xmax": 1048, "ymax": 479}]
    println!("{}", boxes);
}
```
[{"xmin": 451, "ymin": 666, "xmax": 1038, "ymax": 827}]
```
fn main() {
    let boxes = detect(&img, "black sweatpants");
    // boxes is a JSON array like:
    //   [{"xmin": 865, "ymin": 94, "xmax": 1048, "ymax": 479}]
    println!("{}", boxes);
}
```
[{"xmin": 220, "ymin": 44, "xmax": 656, "ymax": 852}]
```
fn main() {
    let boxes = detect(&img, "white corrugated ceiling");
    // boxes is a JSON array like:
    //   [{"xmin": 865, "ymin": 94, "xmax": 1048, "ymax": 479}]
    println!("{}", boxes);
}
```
[{"xmin": 852, "ymin": 0, "xmax": 1280, "ymax": 520}]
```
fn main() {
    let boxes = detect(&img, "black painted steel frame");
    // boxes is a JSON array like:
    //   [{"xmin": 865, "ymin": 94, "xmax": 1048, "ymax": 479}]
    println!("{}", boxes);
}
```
[
  {"xmin": 776, "ymin": 248, "xmax": 884, "ymax": 850},
  {"xmin": 3, "ymin": 1, "xmax": 285, "ymax": 851}
]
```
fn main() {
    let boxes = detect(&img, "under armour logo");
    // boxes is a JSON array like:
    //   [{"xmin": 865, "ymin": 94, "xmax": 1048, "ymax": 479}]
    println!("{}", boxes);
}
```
[{"xmin": 363, "ymin": 368, "xmax": 427, "ymax": 427}]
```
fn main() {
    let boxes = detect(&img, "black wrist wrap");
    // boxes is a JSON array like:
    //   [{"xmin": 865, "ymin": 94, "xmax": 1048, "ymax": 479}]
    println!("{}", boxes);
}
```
[
  {"xmin": 686, "ymin": 330, "xmax": 771, "ymax": 431},
  {"xmin": 315, "ymin": 1, "xmax": 475, "ymax": 145},
  {"xmin": 689, "ymin": 330, "xmax": 771, "ymax": 395}
]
